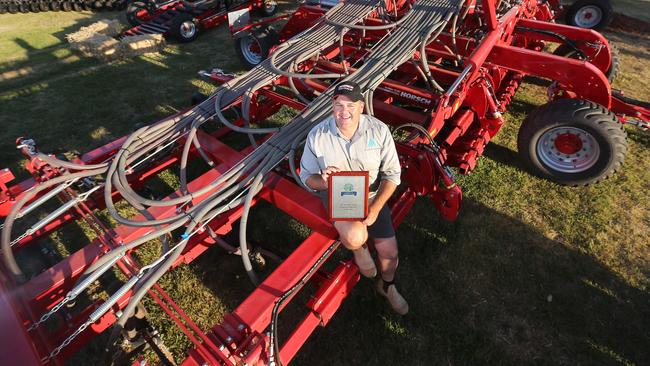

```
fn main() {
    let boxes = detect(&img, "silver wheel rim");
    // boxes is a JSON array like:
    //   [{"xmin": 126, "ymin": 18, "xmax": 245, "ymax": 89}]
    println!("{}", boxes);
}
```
[
  {"xmin": 240, "ymin": 36, "xmax": 263, "ymax": 65},
  {"xmin": 180, "ymin": 21, "xmax": 196, "ymax": 39},
  {"xmin": 574, "ymin": 5, "xmax": 603, "ymax": 28},
  {"xmin": 537, "ymin": 126, "xmax": 600, "ymax": 173}
]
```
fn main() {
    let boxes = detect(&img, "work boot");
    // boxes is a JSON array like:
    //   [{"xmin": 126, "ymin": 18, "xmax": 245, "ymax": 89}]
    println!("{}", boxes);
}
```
[
  {"xmin": 377, "ymin": 278, "xmax": 409, "ymax": 315},
  {"xmin": 352, "ymin": 245, "xmax": 377, "ymax": 278}
]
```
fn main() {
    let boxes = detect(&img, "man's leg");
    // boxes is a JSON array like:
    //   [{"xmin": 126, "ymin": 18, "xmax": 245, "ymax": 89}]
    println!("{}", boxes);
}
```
[
  {"xmin": 374, "ymin": 237, "xmax": 398, "ymax": 281},
  {"xmin": 334, "ymin": 221, "xmax": 377, "ymax": 278},
  {"xmin": 374, "ymin": 237, "xmax": 409, "ymax": 315}
]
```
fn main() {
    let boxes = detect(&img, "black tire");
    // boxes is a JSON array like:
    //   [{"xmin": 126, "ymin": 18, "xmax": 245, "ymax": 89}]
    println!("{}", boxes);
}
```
[
  {"xmin": 62, "ymin": 1, "xmax": 71, "ymax": 10},
  {"xmin": 0, "ymin": 4, "xmax": 7, "ymax": 14},
  {"xmin": 29, "ymin": 2, "xmax": 40, "ymax": 12},
  {"xmin": 50, "ymin": 1, "xmax": 60, "ymax": 10},
  {"xmin": 255, "ymin": 0, "xmax": 277, "ymax": 17},
  {"xmin": 553, "ymin": 40, "xmax": 620, "ymax": 83},
  {"xmin": 566, "ymin": 0, "xmax": 613, "ymax": 30},
  {"xmin": 168, "ymin": 13, "xmax": 199, "ymax": 43},
  {"xmin": 8, "ymin": 2, "xmax": 18, "ymax": 13},
  {"xmin": 72, "ymin": 2, "xmax": 82, "ymax": 10},
  {"xmin": 19, "ymin": 2, "xmax": 29, "ymax": 12},
  {"xmin": 234, "ymin": 25, "xmax": 278, "ymax": 69},
  {"xmin": 517, "ymin": 98, "xmax": 627, "ymax": 186},
  {"xmin": 39, "ymin": 2, "xmax": 49, "ymax": 11}
]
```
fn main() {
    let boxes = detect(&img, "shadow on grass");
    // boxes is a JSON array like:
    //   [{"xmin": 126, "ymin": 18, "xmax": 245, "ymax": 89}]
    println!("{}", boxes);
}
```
[
  {"xmin": 482, "ymin": 142, "xmax": 523, "ymax": 172},
  {"xmin": 290, "ymin": 198, "xmax": 649, "ymax": 366}
]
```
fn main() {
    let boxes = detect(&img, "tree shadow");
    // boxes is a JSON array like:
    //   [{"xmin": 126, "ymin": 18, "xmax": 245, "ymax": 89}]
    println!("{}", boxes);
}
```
[{"xmin": 292, "ymin": 198, "xmax": 649, "ymax": 366}]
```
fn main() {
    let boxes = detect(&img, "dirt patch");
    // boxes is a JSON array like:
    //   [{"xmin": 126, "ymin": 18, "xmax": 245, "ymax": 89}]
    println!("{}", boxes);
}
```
[{"xmin": 610, "ymin": 13, "xmax": 650, "ymax": 34}]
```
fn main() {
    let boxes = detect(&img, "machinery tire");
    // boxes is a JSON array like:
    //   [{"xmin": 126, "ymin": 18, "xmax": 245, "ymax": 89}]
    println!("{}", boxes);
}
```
[
  {"xmin": 50, "ymin": 1, "xmax": 60, "ymax": 10},
  {"xmin": 72, "ymin": 2, "xmax": 82, "ymax": 10},
  {"xmin": 234, "ymin": 25, "xmax": 278, "ymax": 69},
  {"xmin": 8, "ymin": 2, "xmax": 18, "ymax": 13},
  {"xmin": 29, "ymin": 2, "xmax": 39, "ymax": 11},
  {"xmin": 169, "ymin": 13, "xmax": 200, "ymax": 43},
  {"xmin": 566, "ymin": 0, "xmax": 613, "ymax": 30},
  {"xmin": 93, "ymin": 0, "xmax": 102, "ymax": 9},
  {"xmin": 517, "ymin": 98, "xmax": 627, "ymax": 186},
  {"xmin": 0, "ymin": 3, "xmax": 6, "ymax": 13},
  {"xmin": 104, "ymin": 0, "xmax": 113, "ymax": 10},
  {"xmin": 39, "ymin": 1, "xmax": 48, "ymax": 11},
  {"xmin": 126, "ymin": 1, "xmax": 148, "ymax": 27},
  {"xmin": 19, "ymin": 2, "xmax": 29, "ymax": 12},
  {"xmin": 255, "ymin": 0, "xmax": 277, "ymax": 17},
  {"xmin": 553, "ymin": 40, "xmax": 620, "ymax": 83},
  {"xmin": 62, "ymin": 1, "xmax": 71, "ymax": 10}
]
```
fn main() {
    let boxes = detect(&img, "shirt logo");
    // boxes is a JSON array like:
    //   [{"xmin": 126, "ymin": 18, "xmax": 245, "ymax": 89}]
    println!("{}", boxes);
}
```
[{"xmin": 367, "ymin": 138, "xmax": 379, "ymax": 148}]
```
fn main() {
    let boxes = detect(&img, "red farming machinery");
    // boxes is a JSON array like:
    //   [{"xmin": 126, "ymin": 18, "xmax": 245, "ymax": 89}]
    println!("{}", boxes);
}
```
[
  {"xmin": 1, "ymin": 0, "xmax": 649, "ymax": 365},
  {"xmin": 123, "ymin": 0, "xmax": 277, "ymax": 42}
]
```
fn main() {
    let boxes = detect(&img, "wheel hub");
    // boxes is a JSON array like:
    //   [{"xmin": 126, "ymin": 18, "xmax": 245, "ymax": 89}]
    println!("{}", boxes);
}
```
[
  {"xmin": 537, "ymin": 127, "xmax": 600, "ymax": 173},
  {"xmin": 575, "ymin": 6, "xmax": 602, "ymax": 28},
  {"xmin": 180, "ymin": 21, "xmax": 196, "ymax": 39},
  {"xmin": 241, "ymin": 36, "xmax": 263, "ymax": 65},
  {"xmin": 554, "ymin": 132, "xmax": 583, "ymax": 154}
]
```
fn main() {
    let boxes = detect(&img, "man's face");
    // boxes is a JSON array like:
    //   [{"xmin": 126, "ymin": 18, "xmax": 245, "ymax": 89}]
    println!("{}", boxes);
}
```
[{"xmin": 332, "ymin": 95, "xmax": 364, "ymax": 130}]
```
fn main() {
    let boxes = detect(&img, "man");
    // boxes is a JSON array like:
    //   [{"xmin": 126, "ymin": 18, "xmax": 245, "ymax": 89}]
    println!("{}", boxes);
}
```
[{"xmin": 299, "ymin": 81, "xmax": 408, "ymax": 315}]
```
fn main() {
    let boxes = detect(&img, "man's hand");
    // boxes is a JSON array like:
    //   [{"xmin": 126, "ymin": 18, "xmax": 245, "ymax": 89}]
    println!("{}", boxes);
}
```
[
  {"xmin": 320, "ymin": 166, "xmax": 340, "ymax": 185},
  {"xmin": 305, "ymin": 166, "xmax": 340, "ymax": 191},
  {"xmin": 362, "ymin": 206, "xmax": 380, "ymax": 226}
]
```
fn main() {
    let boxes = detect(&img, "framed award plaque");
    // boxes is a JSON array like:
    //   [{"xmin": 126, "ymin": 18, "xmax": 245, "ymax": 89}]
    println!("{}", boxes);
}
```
[{"xmin": 327, "ymin": 171, "xmax": 369, "ymax": 221}]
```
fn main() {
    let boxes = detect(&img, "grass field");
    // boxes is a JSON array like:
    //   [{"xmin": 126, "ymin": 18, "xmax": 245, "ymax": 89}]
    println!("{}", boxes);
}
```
[{"xmin": 1, "ymin": 4, "xmax": 649, "ymax": 366}]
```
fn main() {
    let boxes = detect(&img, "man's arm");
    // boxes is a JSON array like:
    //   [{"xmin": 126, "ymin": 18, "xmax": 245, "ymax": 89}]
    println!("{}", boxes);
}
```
[
  {"xmin": 305, "ymin": 166, "xmax": 340, "ymax": 191},
  {"xmin": 362, "ymin": 122, "xmax": 401, "ymax": 226},
  {"xmin": 362, "ymin": 179, "xmax": 397, "ymax": 226}
]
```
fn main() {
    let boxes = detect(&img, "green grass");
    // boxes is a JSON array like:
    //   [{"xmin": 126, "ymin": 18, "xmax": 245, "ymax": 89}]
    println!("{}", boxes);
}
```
[{"xmin": 1, "ymin": 6, "xmax": 649, "ymax": 366}]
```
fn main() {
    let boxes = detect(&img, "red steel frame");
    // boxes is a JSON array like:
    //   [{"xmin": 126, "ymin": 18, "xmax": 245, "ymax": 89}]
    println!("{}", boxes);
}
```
[{"xmin": 1, "ymin": 0, "xmax": 649, "ymax": 365}]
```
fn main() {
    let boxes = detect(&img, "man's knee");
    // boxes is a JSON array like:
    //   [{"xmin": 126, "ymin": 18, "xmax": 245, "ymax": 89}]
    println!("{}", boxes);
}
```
[
  {"xmin": 337, "ymin": 226, "xmax": 367, "ymax": 250},
  {"xmin": 375, "ymin": 237, "xmax": 398, "ymax": 259}
]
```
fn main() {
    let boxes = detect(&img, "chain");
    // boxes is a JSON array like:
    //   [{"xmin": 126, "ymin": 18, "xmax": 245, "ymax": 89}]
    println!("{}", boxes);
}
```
[
  {"xmin": 41, "ymin": 321, "xmax": 90, "ymax": 363},
  {"xmin": 27, "ymin": 296, "xmax": 72, "ymax": 332}
]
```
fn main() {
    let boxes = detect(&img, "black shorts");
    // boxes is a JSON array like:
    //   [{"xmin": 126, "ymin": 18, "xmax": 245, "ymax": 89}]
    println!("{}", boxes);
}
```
[{"xmin": 320, "ymin": 194, "xmax": 395, "ymax": 239}]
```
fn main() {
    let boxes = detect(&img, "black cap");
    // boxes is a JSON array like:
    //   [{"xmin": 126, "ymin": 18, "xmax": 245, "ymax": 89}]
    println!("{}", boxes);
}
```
[{"xmin": 333, "ymin": 81, "xmax": 363, "ymax": 102}]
